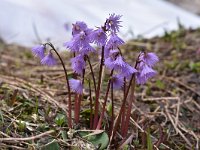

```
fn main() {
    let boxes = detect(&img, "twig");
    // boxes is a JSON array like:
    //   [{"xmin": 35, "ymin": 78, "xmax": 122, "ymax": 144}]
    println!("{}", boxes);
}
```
[
  {"xmin": 0, "ymin": 130, "xmax": 55, "ymax": 142},
  {"xmin": 130, "ymin": 117, "xmax": 172, "ymax": 150},
  {"xmin": 165, "ymin": 77, "xmax": 200, "ymax": 97},
  {"xmin": 142, "ymin": 97, "xmax": 180, "ymax": 101},
  {"xmin": 0, "ymin": 143, "xmax": 26, "ymax": 150},
  {"xmin": 172, "ymin": 116, "xmax": 199, "ymax": 150},
  {"xmin": 175, "ymin": 98, "xmax": 180, "ymax": 128},
  {"xmin": 164, "ymin": 107, "xmax": 193, "ymax": 147},
  {"xmin": 118, "ymin": 133, "xmax": 134, "ymax": 149},
  {"xmin": 0, "ymin": 75, "xmax": 65, "ymax": 111}
]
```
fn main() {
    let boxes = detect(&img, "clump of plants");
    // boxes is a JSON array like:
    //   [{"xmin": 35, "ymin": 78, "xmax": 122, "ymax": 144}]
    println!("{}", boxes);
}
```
[{"xmin": 31, "ymin": 14, "xmax": 159, "ymax": 149}]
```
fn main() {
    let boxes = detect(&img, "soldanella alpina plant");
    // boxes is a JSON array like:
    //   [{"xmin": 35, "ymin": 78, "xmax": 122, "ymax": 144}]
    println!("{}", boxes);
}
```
[{"xmin": 31, "ymin": 13, "xmax": 159, "ymax": 147}]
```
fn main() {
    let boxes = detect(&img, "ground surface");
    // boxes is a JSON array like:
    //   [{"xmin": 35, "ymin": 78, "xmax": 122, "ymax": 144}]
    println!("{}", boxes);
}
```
[{"xmin": 0, "ymin": 27, "xmax": 200, "ymax": 149}]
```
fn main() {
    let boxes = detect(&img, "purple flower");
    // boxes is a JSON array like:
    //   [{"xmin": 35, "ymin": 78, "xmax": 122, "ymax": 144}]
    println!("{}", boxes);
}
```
[
  {"xmin": 90, "ymin": 28, "xmax": 107, "ymax": 46},
  {"xmin": 69, "ymin": 79, "xmax": 83, "ymax": 94},
  {"xmin": 120, "ymin": 63, "xmax": 137, "ymax": 79},
  {"xmin": 105, "ymin": 55, "xmax": 126, "ymax": 71},
  {"xmin": 104, "ymin": 48, "xmax": 119, "ymax": 58},
  {"xmin": 106, "ymin": 13, "xmax": 122, "ymax": 33},
  {"xmin": 139, "ymin": 52, "xmax": 159, "ymax": 67},
  {"xmin": 111, "ymin": 75, "xmax": 124, "ymax": 90},
  {"xmin": 73, "ymin": 31, "xmax": 91, "ymax": 47},
  {"xmin": 104, "ymin": 47, "xmax": 110, "ymax": 58},
  {"xmin": 136, "ymin": 62, "xmax": 157, "ymax": 84},
  {"xmin": 71, "ymin": 54, "xmax": 85, "ymax": 75},
  {"xmin": 113, "ymin": 55, "xmax": 126, "ymax": 68},
  {"xmin": 80, "ymin": 44, "xmax": 96, "ymax": 55},
  {"xmin": 72, "ymin": 21, "xmax": 88, "ymax": 36},
  {"xmin": 106, "ymin": 33, "xmax": 124, "ymax": 49},
  {"xmin": 65, "ymin": 31, "xmax": 91, "ymax": 52},
  {"xmin": 31, "ymin": 45, "xmax": 45, "ymax": 59},
  {"xmin": 64, "ymin": 39, "xmax": 80, "ymax": 53},
  {"xmin": 109, "ymin": 49, "xmax": 119, "ymax": 56},
  {"xmin": 105, "ymin": 57, "xmax": 115, "ymax": 69},
  {"xmin": 41, "ymin": 52, "xmax": 56, "ymax": 66}
]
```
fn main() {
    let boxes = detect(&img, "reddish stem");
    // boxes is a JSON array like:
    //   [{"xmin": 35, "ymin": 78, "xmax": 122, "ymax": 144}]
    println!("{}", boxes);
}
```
[
  {"xmin": 109, "ymin": 80, "xmax": 114, "ymax": 136},
  {"xmin": 74, "ymin": 94, "xmax": 79, "ymax": 124},
  {"xmin": 86, "ymin": 56, "xmax": 97, "ymax": 93},
  {"xmin": 93, "ymin": 46, "xmax": 105, "ymax": 129},
  {"xmin": 122, "ymin": 78, "xmax": 135, "ymax": 137},
  {"xmin": 96, "ymin": 70, "xmax": 113, "ymax": 130},
  {"xmin": 111, "ymin": 52, "xmax": 141, "ymax": 138},
  {"xmin": 111, "ymin": 74, "xmax": 134, "ymax": 138},
  {"xmin": 75, "ymin": 69, "xmax": 85, "ymax": 124},
  {"xmin": 46, "ymin": 43, "xmax": 72, "ymax": 128},
  {"xmin": 121, "ymin": 77, "xmax": 126, "ymax": 134},
  {"xmin": 111, "ymin": 80, "xmax": 114, "ymax": 130},
  {"xmin": 88, "ymin": 80, "xmax": 93, "ymax": 129}
]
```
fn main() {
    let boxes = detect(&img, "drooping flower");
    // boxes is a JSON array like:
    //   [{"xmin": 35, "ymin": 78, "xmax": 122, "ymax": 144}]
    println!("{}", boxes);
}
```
[
  {"xmin": 139, "ymin": 52, "xmax": 159, "ymax": 67},
  {"xmin": 104, "ymin": 49, "xmax": 119, "ymax": 69},
  {"xmin": 69, "ymin": 79, "xmax": 83, "ymax": 94},
  {"xmin": 113, "ymin": 55, "xmax": 126, "ymax": 68},
  {"xmin": 106, "ymin": 13, "xmax": 122, "ymax": 33},
  {"xmin": 111, "ymin": 75, "xmax": 124, "ymax": 90},
  {"xmin": 104, "ymin": 57, "xmax": 115, "ymax": 70},
  {"xmin": 41, "ymin": 52, "xmax": 56, "ymax": 66},
  {"xmin": 109, "ymin": 49, "xmax": 119, "ymax": 56},
  {"xmin": 120, "ymin": 63, "xmax": 137, "ymax": 79},
  {"xmin": 31, "ymin": 45, "xmax": 45, "ymax": 59},
  {"xmin": 106, "ymin": 33, "xmax": 124, "ymax": 49},
  {"xmin": 73, "ymin": 31, "xmax": 91, "ymax": 47},
  {"xmin": 90, "ymin": 28, "xmax": 107, "ymax": 46},
  {"xmin": 136, "ymin": 62, "xmax": 157, "ymax": 84},
  {"xmin": 105, "ymin": 55, "xmax": 126, "ymax": 71},
  {"xmin": 65, "ymin": 30, "xmax": 91, "ymax": 53},
  {"xmin": 72, "ymin": 21, "xmax": 88, "ymax": 36},
  {"xmin": 64, "ymin": 39, "xmax": 80, "ymax": 53},
  {"xmin": 71, "ymin": 54, "xmax": 85, "ymax": 75},
  {"xmin": 104, "ymin": 48, "xmax": 119, "ymax": 58},
  {"xmin": 80, "ymin": 43, "xmax": 96, "ymax": 55},
  {"xmin": 104, "ymin": 47, "xmax": 110, "ymax": 58}
]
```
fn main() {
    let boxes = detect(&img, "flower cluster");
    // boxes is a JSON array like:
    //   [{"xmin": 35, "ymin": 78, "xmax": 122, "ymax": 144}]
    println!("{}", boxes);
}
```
[
  {"xmin": 31, "ymin": 44, "xmax": 57, "ymax": 66},
  {"xmin": 65, "ymin": 14, "xmax": 128, "ymax": 93},
  {"xmin": 30, "ymin": 13, "xmax": 160, "ymax": 142},
  {"xmin": 64, "ymin": 13, "xmax": 159, "ymax": 93},
  {"xmin": 136, "ymin": 52, "xmax": 159, "ymax": 84}
]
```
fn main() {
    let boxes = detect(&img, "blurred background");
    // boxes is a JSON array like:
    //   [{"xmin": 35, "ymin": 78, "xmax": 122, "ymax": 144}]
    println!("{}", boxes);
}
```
[{"xmin": 0, "ymin": 0, "xmax": 200, "ymax": 48}]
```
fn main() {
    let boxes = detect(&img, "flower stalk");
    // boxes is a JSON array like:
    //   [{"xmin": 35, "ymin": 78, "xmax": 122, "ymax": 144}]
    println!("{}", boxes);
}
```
[
  {"xmin": 93, "ymin": 46, "xmax": 105, "ymax": 129},
  {"xmin": 96, "ymin": 69, "xmax": 114, "ymax": 130},
  {"xmin": 45, "ymin": 42, "xmax": 72, "ymax": 128}
]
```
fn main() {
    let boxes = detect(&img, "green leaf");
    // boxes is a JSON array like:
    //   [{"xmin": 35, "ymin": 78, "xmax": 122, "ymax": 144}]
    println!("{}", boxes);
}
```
[
  {"xmin": 61, "ymin": 130, "xmax": 68, "ymax": 140},
  {"xmin": 147, "ymin": 128, "xmax": 153, "ymax": 150},
  {"xmin": 78, "ymin": 131, "xmax": 109, "ymax": 150},
  {"xmin": 41, "ymin": 140, "xmax": 60, "ymax": 150},
  {"xmin": 0, "ymin": 111, "xmax": 4, "ymax": 124},
  {"xmin": 155, "ymin": 80, "xmax": 165, "ymax": 89},
  {"xmin": 107, "ymin": 103, "xmax": 112, "ymax": 116},
  {"xmin": 122, "ymin": 144, "xmax": 129, "ymax": 150},
  {"xmin": 55, "ymin": 113, "xmax": 66, "ymax": 126},
  {"xmin": 17, "ymin": 120, "xmax": 26, "ymax": 132},
  {"xmin": 189, "ymin": 61, "xmax": 200, "ymax": 73}
]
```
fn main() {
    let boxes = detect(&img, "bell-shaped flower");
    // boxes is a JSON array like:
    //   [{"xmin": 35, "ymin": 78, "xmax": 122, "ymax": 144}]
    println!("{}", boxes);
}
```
[
  {"xmin": 31, "ymin": 45, "xmax": 45, "ymax": 59},
  {"xmin": 41, "ymin": 52, "xmax": 56, "ymax": 66},
  {"xmin": 69, "ymin": 79, "xmax": 83, "ymax": 94}
]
